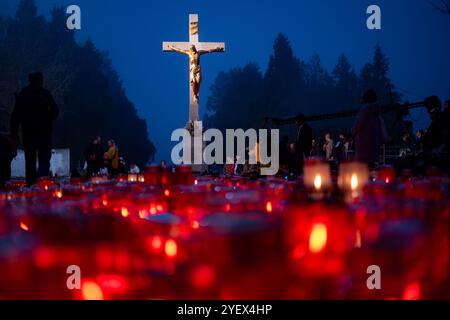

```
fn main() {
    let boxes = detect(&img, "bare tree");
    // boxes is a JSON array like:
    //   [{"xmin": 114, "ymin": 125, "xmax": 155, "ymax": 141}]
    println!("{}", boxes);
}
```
[{"xmin": 428, "ymin": 0, "xmax": 450, "ymax": 15}]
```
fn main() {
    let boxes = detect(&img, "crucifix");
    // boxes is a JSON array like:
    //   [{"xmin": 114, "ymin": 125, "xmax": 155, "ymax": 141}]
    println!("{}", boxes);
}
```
[{"xmin": 163, "ymin": 14, "xmax": 225, "ymax": 128}]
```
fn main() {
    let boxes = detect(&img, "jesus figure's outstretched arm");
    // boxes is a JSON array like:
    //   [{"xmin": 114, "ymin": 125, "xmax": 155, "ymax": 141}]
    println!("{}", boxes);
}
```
[
  {"xmin": 199, "ymin": 47, "xmax": 224, "ymax": 55},
  {"xmin": 168, "ymin": 45, "xmax": 188, "ymax": 54}
]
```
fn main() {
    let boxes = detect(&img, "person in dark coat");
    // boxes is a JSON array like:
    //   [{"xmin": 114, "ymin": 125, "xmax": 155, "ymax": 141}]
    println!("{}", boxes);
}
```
[
  {"xmin": 0, "ymin": 134, "xmax": 16, "ymax": 187},
  {"xmin": 422, "ymin": 96, "xmax": 444, "ymax": 152},
  {"xmin": 0, "ymin": 106, "xmax": 17, "ymax": 187},
  {"xmin": 352, "ymin": 90, "xmax": 385, "ymax": 166},
  {"xmin": 442, "ymin": 100, "xmax": 450, "ymax": 150},
  {"xmin": 335, "ymin": 133, "xmax": 348, "ymax": 163},
  {"xmin": 272, "ymin": 113, "xmax": 313, "ymax": 174},
  {"xmin": 84, "ymin": 136, "xmax": 104, "ymax": 176},
  {"xmin": 294, "ymin": 114, "xmax": 313, "ymax": 162},
  {"xmin": 10, "ymin": 72, "xmax": 59, "ymax": 186}
]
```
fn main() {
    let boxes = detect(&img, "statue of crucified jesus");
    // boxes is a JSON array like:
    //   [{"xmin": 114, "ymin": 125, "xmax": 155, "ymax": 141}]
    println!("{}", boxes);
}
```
[{"xmin": 168, "ymin": 44, "xmax": 224, "ymax": 103}]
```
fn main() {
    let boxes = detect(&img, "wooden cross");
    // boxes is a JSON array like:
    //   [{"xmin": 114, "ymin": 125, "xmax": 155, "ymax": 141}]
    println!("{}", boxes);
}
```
[{"xmin": 163, "ymin": 14, "xmax": 225, "ymax": 124}]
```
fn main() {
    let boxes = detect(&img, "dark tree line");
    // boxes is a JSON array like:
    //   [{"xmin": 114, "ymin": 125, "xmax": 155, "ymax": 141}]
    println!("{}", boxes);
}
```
[
  {"xmin": 205, "ymin": 34, "xmax": 401, "ymax": 140},
  {"xmin": 428, "ymin": 0, "xmax": 450, "ymax": 15},
  {"xmin": 0, "ymin": 0, "xmax": 156, "ymax": 168}
]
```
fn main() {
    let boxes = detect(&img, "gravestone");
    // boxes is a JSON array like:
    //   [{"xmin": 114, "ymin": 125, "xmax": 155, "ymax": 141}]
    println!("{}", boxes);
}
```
[{"xmin": 11, "ymin": 149, "xmax": 71, "ymax": 178}]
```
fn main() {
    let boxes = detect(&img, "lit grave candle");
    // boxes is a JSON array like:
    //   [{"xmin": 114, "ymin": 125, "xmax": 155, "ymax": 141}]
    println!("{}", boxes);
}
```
[
  {"xmin": 303, "ymin": 159, "xmax": 332, "ymax": 200},
  {"xmin": 376, "ymin": 166, "xmax": 396, "ymax": 184},
  {"xmin": 338, "ymin": 162, "xmax": 369, "ymax": 203},
  {"xmin": 127, "ymin": 173, "xmax": 138, "ymax": 183}
]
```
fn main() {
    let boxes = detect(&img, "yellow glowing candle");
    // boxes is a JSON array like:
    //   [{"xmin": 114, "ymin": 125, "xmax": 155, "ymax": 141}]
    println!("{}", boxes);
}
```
[
  {"xmin": 309, "ymin": 223, "xmax": 327, "ymax": 253},
  {"xmin": 304, "ymin": 159, "xmax": 332, "ymax": 200},
  {"xmin": 82, "ymin": 281, "xmax": 104, "ymax": 300},
  {"xmin": 165, "ymin": 239, "xmax": 178, "ymax": 258},
  {"xmin": 265, "ymin": 201, "xmax": 273, "ymax": 213},
  {"xmin": 128, "ymin": 174, "xmax": 138, "ymax": 182},
  {"xmin": 350, "ymin": 174, "xmax": 359, "ymax": 191},
  {"xmin": 121, "ymin": 207, "xmax": 129, "ymax": 218},
  {"xmin": 338, "ymin": 162, "xmax": 369, "ymax": 203},
  {"xmin": 313, "ymin": 174, "xmax": 322, "ymax": 191}
]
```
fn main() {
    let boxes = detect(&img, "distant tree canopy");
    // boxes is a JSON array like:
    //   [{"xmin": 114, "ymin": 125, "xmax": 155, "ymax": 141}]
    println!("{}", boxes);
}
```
[
  {"xmin": 428, "ymin": 0, "xmax": 450, "ymax": 15},
  {"xmin": 0, "ymin": 0, "xmax": 156, "ymax": 168},
  {"xmin": 205, "ymin": 33, "xmax": 401, "ymax": 140}
]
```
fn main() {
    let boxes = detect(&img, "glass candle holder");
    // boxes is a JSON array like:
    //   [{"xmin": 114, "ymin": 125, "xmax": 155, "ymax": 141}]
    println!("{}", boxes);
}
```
[
  {"xmin": 127, "ymin": 173, "xmax": 138, "ymax": 183},
  {"xmin": 143, "ymin": 165, "xmax": 161, "ymax": 185},
  {"xmin": 174, "ymin": 165, "xmax": 194, "ymax": 185},
  {"xmin": 36, "ymin": 177, "xmax": 56, "ymax": 191},
  {"xmin": 91, "ymin": 175, "xmax": 109, "ymax": 184},
  {"xmin": 303, "ymin": 159, "xmax": 332, "ymax": 200},
  {"xmin": 338, "ymin": 162, "xmax": 369, "ymax": 203},
  {"xmin": 376, "ymin": 166, "xmax": 396, "ymax": 184}
]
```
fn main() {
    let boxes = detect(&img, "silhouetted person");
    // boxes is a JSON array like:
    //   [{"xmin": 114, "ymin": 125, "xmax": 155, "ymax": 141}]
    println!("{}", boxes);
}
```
[
  {"xmin": 279, "ymin": 136, "xmax": 291, "ymax": 170},
  {"xmin": 443, "ymin": 100, "xmax": 450, "ymax": 150},
  {"xmin": 335, "ymin": 134, "xmax": 348, "ymax": 163},
  {"xmin": 352, "ymin": 90, "xmax": 385, "ymax": 166},
  {"xmin": 394, "ymin": 96, "xmax": 449, "ymax": 175},
  {"xmin": 422, "ymin": 96, "xmax": 444, "ymax": 152},
  {"xmin": 84, "ymin": 136, "xmax": 104, "ymax": 176},
  {"xmin": 272, "ymin": 113, "xmax": 313, "ymax": 174},
  {"xmin": 310, "ymin": 138, "xmax": 320, "ymax": 157},
  {"xmin": 0, "ymin": 106, "xmax": 17, "ymax": 187},
  {"xmin": 415, "ymin": 129, "xmax": 425, "ymax": 147},
  {"xmin": 10, "ymin": 72, "xmax": 59, "ymax": 186}
]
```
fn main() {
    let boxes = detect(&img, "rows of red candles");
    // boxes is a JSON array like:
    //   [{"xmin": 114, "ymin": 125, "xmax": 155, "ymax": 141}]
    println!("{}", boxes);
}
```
[{"xmin": 0, "ymin": 164, "xmax": 449, "ymax": 300}]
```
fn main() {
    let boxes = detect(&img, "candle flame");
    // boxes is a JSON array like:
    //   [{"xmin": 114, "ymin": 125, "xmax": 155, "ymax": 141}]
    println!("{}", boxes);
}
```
[
  {"xmin": 165, "ymin": 239, "xmax": 178, "ymax": 258},
  {"xmin": 82, "ymin": 281, "xmax": 104, "ymax": 300},
  {"xmin": 139, "ymin": 210, "xmax": 147, "ymax": 219},
  {"xmin": 265, "ymin": 201, "xmax": 273, "ymax": 213},
  {"xmin": 20, "ymin": 222, "xmax": 29, "ymax": 231},
  {"xmin": 309, "ymin": 223, "xmax": 327, "ymax": 253},
  {"xmin": 313, "ymin": 174, "xmax": 322, "ymax": 190},
  {"xmin": 164, "ymin": 189, "xmax": 170, "ymax": 197},
  {"xmin": 191, "ymin": 220, "xmax": 200, "ymax": 229},
  {"xmin": 120, "ymin": 207, "xmax": 129, "ymax": 218},
  {"xmin": 150, "ymin": 236, "xmax": 162, "ymax": 250},
  {"xmin": 355, "ymin": 230, "xmax": 362, "ymax": 248},
  {"xmin": 350, "ymin": 174, "xmax": 359, "ymax": 191}
]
